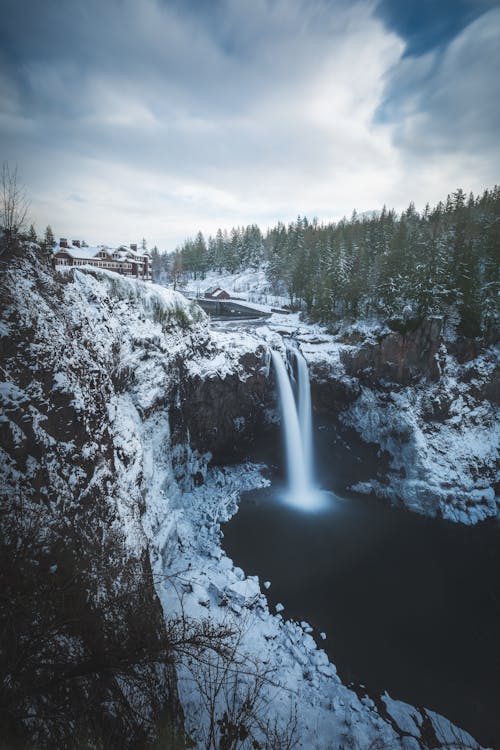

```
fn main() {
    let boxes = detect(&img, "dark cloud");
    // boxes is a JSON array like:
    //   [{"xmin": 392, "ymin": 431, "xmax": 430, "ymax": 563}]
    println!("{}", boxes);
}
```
[
  {"xmin": 374, "ymin": 0, "xmax": 499, "ymax": 56},
  {"xmin": 380, "ymin": 9, "xmax": 500, "ymax": 157}
]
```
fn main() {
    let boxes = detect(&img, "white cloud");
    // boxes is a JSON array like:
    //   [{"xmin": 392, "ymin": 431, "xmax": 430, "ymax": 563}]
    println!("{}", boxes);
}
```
[
  {"xmin": 379, "ymin": 7, "xmax": 500, "ymax": 208},
  {"xmin": 2, "ymin": 0, "xmax": 499, "ymax": 247}
]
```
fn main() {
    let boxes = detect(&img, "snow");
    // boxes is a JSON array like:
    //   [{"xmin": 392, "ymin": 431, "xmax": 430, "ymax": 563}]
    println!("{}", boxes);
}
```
[
  {"xmin": 382, "ymin": 693, "xmax": 422, "ymax": 737},
  {"xmin": 186, "ymin": 326, "xmax": 267, "ymax": 380},
  {"xmin": 342, "ymin": 354, "xmax": 499, "ymax": 524},
  {"xmin": 3, "ymin": 255, "xmax": 493, "ymax": 748},
  {"xmin": 184, "ymin": 267, "xmax": 289, "ymax": 309}
]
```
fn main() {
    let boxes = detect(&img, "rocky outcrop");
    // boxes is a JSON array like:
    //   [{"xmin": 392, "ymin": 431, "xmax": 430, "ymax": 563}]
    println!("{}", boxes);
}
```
[
  {"xmin": 303, "ymin": 318, "xmax": 500, "ymax": 525},
  {"xmin": 0, "ymin": 251, "xmax": 192, "ymax": 748},
  {"xmin": 340, "ymin": 317, "xmax": 444, "ymax": 384},
  {"xmin": 292, "ymin": 316, "xmax": 499, "ymax": 525},
  {"xmin": 309, "ymin": 368, "xmax": 360, "ymax": 417},
  {"xmin": 179, "ymin": 347, "xmax": 272, "ymax": 464}
]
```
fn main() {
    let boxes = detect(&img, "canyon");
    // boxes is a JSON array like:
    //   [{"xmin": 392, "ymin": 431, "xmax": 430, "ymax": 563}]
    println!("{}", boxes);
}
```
[{"xmin": 1, "ymin": 248, "xmax": 498, "ymax": 748}]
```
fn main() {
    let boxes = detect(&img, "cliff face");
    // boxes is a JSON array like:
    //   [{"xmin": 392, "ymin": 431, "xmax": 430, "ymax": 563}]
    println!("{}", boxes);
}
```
[
  {"xmin": 0, "ymin": 250, "xmax": 271, "ymax": 748},
  {"xmin": 303, "ymin": 318, "xmax": 499, "ymax": 524},
  {"xmin": 0, "ymin": 251, "xmax": 190, "ymax": 747},
  {"xmin": 340, "ymin": 317, "xmax": 444, "ymax": 384},
  {"xmin": 180, "ymin": 347, "xmax": 272, "ymax": 464}
]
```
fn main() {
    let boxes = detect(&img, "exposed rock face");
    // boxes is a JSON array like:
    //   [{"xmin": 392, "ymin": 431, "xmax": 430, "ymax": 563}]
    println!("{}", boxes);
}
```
[
  {"xmin": 309, "ymin": 368, "xmax": 360, "ymax": 416},
  {"xmin": 340, "ymin": 317, "xmax": 444, "ymax": 384},
  {"xmin": 0, "ymin": 250, "xmax": 199, "ymax": 748},
  {"xmin": 304, "ymin": 318, "xmax": 499, "ymax": 525},
  {"xmin": 180, "ymin": 347, "xmax": 272, "ymax": 464},
  {"xmin": 1, "ymin": 249, "xmax": 279, "ymax": 747}
]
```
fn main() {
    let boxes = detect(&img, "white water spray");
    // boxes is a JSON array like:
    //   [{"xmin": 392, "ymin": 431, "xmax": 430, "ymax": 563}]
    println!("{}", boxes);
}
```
[
  {"xmin": 271, "ymin": 347, "xmax": 320, "ymax": 509},
  {"xmin": 271, "ymin": 350, "xmax": 308, "ymax": 497},
  {"xmin": 294, "ymin": 348, "xmax": 313, "ymax": 486}
]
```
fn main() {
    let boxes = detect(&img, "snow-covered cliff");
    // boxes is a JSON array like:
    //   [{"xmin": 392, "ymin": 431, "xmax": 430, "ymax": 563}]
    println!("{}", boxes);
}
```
[
  {"xmin": 288, "ymin": 316, "xmax": 499, "ymax": 525},
  {"xmin": 1, "ymin": 250, "xmax": 491, "ymax": 748}
]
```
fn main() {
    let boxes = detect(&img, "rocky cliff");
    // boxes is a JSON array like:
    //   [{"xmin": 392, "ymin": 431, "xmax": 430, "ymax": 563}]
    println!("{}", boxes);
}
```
[
  {"xmin": 1, "ymin": 251, "xmax": 493, "ymax": 749},
  {"xmin": 300, "ymin": 317, "xmax": 499, "ymax": 524},
  {"xmin": 0, "ymin": 249, "xmax": 272, "ymax": 748}
]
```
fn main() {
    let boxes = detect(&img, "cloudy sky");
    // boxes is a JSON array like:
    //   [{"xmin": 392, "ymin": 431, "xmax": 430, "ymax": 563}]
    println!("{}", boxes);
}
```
[{"xmin": 1, "ymin": 0, "xmax": 499, "ymax": 249}]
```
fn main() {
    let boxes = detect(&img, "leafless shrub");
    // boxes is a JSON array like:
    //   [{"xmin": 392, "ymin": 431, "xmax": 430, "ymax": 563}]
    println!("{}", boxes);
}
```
[
  {"xmin": 0, "ymin": 163, "xmax": 29, "ymax": 254},
  {"xmin": 174, "ymin": 609, "xmax": 298, "ymax": 750}
]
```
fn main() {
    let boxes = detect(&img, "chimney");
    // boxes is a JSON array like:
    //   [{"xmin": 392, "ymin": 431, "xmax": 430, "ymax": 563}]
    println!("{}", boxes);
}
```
[
  {"xmin": 60, "ymin": 238, "xmax": 68, "ymax": 248},
  {"xmin": 130, "ymin": 243, "xmax": 137, "ymax": 252},
  {"xmin": 72, "ymin": 239, "xmax": 81, "ymax": 247}
]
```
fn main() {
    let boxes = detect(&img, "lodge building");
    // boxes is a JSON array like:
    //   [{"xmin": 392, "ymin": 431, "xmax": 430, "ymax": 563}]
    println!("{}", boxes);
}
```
[{"xmin": 54, "ymin": 239, "xmax": 151, "ymax": 280}]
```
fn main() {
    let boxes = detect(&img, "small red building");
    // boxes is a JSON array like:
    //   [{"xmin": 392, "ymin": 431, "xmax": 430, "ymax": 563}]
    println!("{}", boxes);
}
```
[{"xmin": 204, "ymin": 286, "xmax": 230, "ymax": 300}]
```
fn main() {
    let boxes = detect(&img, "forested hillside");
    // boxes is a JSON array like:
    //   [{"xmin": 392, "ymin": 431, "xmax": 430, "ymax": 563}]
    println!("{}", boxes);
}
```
[{"xmin": 160, "ymin": 187, "xmax": 499, "ymax": 338}]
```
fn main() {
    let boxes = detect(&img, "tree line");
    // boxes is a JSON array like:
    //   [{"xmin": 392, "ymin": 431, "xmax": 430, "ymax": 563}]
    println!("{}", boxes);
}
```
[{"xmin": 167, "ymin": 187, "xmax": 499, "ymax": 338}]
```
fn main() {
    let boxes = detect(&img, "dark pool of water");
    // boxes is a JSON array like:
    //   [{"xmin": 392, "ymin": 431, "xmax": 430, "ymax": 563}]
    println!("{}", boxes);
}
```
[{"xmin": 222, "ymin": 424, "xmax": 500, "ymax": 749}]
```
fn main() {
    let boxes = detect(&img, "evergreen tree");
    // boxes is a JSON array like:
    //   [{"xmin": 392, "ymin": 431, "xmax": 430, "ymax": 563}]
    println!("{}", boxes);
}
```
[
  {"xmin": 28, "ymin": 224, "xmax": 37, "ymax": 243},
  {"xmin": 43, "ymin": 225, "xmax": 55, "ymax": 257},
  {"xmin": 150, "ymin": 246, "xmax": 161, "ymax": 282},
  {"xmin": 174, "ymin": 186, "xmax": 499, "ymax": 337}
]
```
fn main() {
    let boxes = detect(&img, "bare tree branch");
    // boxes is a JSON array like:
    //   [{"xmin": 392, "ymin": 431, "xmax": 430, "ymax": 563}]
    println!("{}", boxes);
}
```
[{"xmin": 0, "ymin": 162, "xmax": 30, "ymax": 255}]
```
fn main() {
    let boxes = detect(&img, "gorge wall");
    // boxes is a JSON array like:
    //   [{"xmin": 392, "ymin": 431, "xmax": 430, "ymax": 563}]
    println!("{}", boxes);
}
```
[
  {"xmin": 304, "ymin": 317, "xmax": 499, "ymax": 524},
  {"xmin": 1, "ymin": 250, "xmax": 192, "ymax": 748},
  {"xmin": 0, "ymin": 249, "xmax": 275, "ymax": 748},
  {"xmin": 1, "ymin": 249, "xmax": 496, "ymax": 749}
]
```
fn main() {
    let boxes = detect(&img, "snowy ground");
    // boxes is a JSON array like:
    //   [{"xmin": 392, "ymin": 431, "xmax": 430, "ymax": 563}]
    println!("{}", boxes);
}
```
[
  {"xmin": 184, "ymin": 268, "xmax": 290, "ymax": 310},
  {"xmin": 142, "ymin": 454, "xmax": 487, "ymax": 749},
  {"xmin": 4, "ymin": 257, "xmax": 494, "ymax": 747},
  {"xmin": 211, "ymin": 310, "xmax": 499, "ymax": 526}
]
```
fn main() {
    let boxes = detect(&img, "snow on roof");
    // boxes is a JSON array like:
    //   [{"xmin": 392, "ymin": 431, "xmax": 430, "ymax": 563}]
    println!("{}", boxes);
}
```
[
  {"xmin": 55, "ymin": 244, "xmax": 151, "ymax": 261},
  {"xmin": 119, "ymin": 245, "xmax": 150, "ymax": 260},
  {"xmin": 55, "ymin": 245, "xmax": 102, "ymax": 260}
]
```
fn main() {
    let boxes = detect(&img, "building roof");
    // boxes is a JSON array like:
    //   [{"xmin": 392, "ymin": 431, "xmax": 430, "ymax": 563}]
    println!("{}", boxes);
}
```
[
  {"xmin": 55, "ymin": 243, "xmax": 151, "ymax": 261},
  {"xmin": 54, "ymin": 245, "xmax": 102, "ymax": 260}
]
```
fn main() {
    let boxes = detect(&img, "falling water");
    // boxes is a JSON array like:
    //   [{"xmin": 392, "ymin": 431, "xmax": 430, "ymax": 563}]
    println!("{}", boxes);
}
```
[
  {"xmin": 271, "ymin": 348, "xmax": 321, "ymax": 509},
  {"xmin": 294, "ymin": 349, "xmax": 313, "ymax": 486},
  {"xmin": 271, "ymin": 350, "xmax": 309, "ymax": 498}
]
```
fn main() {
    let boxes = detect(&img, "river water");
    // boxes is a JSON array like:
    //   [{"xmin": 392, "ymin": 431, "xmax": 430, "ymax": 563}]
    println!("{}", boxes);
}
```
[{"xmin": 222, "ymin": 423, "xmax": 500, "ymax": 749}]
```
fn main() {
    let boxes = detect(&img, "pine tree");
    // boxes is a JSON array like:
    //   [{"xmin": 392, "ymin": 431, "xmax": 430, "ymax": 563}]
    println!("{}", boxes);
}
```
[
  {"xmin": 193, "ymin": 231, "xmax": 207, "ymax": 279},
  {"xmin": 170, "ymin": 249, "xmax": 184, "ymax": 290},
  {"xmin": 150, "ymin": 246, "xmax": 161, "ymax": 282},
  {"xmin": 43, "ymin": 225, "xmax": 55, "ymax": 257},
  {"xmin": 28, "ymin": 224, "xmax": 37, "ymax": 243}
]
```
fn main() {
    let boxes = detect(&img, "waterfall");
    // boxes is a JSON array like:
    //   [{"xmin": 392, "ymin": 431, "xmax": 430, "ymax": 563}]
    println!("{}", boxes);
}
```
[
  {"xmin": 294, "ymin": 349, "xmax": 313, "ymax": 485},
  {"xmin": 271, "ymin": 350, "xmax": 308, "ymax": 497},
  {"xmin": 271, "ymin": 347, "xmax": 317, "ymax": 508}
]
